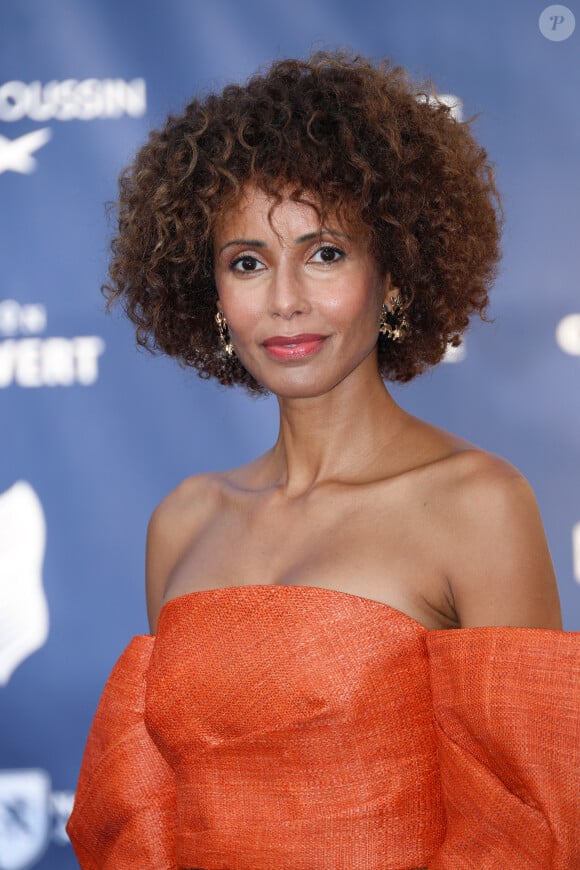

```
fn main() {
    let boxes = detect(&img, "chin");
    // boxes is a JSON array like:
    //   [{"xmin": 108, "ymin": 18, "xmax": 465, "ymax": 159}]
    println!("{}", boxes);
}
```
[
  {"xmin": 238, "ymin": 354, "xmax": 355, "ymax": 401},
  {"xmin": 275, "ymin": 386, "xmax": 329, "ymax": 400},
  {"xmin": 263, "ymin": 374, "xmax": 344, "ymax": 400}
]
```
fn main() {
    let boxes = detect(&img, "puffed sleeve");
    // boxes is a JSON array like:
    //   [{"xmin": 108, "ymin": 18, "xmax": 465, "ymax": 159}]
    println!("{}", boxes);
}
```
[
  {"xmin": 426, "ymin": 627, "xmax": 580, "ymax": 869},
  {"xmin": 66, "ymin": 636, "xmax": 178, "ymax": 869}
]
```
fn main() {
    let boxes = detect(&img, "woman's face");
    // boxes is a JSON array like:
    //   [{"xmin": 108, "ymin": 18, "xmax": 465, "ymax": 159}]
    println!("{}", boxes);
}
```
[{"xmin": 213, "ymin": 184, "xmax": 392, "ymax": 399}]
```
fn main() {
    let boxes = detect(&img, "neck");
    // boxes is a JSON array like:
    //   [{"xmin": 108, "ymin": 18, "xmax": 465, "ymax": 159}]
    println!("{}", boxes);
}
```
[{"xmin": 268, "ymin": 366, "xmax": 408, "ymax": 497}]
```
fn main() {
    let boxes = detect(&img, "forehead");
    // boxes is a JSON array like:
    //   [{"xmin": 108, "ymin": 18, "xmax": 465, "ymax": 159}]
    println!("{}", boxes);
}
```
[
  {"xmin": 213, "ymin": 182, "xmax": 369, "ymax": 247},
  {"xmin": 214, "ymin": 184, "xmax": 324, "ymax": 240}
]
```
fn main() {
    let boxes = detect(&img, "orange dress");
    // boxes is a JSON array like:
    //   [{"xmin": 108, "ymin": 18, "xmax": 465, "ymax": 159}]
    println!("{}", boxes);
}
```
[{"xmin": 66, "ymin": 584, "xmax": 580, "ymax": 869}]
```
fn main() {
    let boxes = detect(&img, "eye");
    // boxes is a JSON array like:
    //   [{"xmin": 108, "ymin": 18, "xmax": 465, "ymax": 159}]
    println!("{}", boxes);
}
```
[
  {"xmin": 310, "ymin": 245, "xmax": 345, "ymax": 265},
  {"xmin": 230, "ymin": 255, "xmax": 265, "ymax": 273}
]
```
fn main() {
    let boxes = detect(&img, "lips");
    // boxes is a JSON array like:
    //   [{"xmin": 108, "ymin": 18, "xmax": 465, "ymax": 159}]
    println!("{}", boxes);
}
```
[
  {"xmin": 263, "ymin": 333, "xmax": 326, "ymax": 347},
  {"xmin": 262, "ymin": 333, "xmax": 327, "ymax": 361}
]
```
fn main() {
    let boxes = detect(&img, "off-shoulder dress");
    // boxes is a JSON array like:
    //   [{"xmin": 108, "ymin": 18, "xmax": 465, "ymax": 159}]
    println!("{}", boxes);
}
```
[{"xmin": 67, "ymin": 584, "xmax": 580, "ymax": 869}]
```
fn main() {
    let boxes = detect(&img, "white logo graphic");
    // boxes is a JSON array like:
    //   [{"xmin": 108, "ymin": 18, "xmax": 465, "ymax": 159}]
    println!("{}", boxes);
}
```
[
  {"xmin": 0, "ymin": 130, "xmax": 51, "ymax": 176},
  {"xmin": 0, "ymin": 336, "xmax": 106, "ymax": 387},
  {"xmin": 0, "ymin": 483, "xmax": 48, "ymax": 686},
  {"xmin": 0, "ymin": 302, "xmax": 46, "ymax": 336},
  {"xmin": 0, "ymin": 770, "xmax": 50, "ymax": 870},
  {"xmin": 0, "ymin": 78, "xmax": 146, "ymax": 174},
  {"xmin": 539, "ymin": 5, "xmax": 576, "ymax": 40},
  {"xmin": 573, "ymin": 523, "xmax": 580, "ymax": 584},
  {"xmin": 556, "ymin": 313, "xmax": 580, "ymax": 355},
  {"xmin": 435, "ymin": 94, "xmax": 463, "ymax": 122},
  {"xmin": 443, "ymin": 341, "xmax": 466, "ymax": 363},
  {"xmin": 0, "ymin": 78, "xmax": 146, "ymax": 122},
  {"xmin": 418, "ymin": 93, "xmax": 463, "ymax": 123},
  {"xmin": 0, "ymin": 300, "xmax": 105, "ymax": 388}
]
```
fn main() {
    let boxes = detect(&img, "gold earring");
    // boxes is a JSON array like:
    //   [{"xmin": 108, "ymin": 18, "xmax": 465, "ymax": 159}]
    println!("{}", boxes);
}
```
[
  {"xmin": 379, "ymin": 294, "xmax": 410, "ymax": 342},
  {"xmin": 215, "ymin": 311, "xmax": 234, "ymax": 357}
]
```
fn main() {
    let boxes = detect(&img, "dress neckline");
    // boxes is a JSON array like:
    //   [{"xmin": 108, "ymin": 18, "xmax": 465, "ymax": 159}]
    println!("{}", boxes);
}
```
[{"xmin": 159, "ymin": 583, "xmax": 428, "ymax": 633}]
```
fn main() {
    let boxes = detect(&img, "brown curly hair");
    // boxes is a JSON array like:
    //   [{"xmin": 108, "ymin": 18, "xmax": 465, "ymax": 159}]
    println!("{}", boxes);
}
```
[{"xmin": 105, "ymin": 50, "xmax": 503, "ymax": 393}]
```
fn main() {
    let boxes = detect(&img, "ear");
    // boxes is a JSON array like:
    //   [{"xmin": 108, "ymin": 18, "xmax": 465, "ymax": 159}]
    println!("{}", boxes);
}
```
[{"xmin": 382, "ymin": 273, "xmax": 400, "ymax": 310}]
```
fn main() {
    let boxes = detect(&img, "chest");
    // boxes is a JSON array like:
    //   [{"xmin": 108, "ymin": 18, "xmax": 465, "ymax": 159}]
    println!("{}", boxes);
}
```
[{"xmin": 167, "ymin": 481, "xmax": 452, "ymax": 627}]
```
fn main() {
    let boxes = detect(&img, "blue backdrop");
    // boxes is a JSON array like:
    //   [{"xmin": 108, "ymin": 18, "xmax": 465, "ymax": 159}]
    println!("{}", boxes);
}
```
[{"xmin": 1, "ymin": 2, "xmax": 578, "ymax": 867}]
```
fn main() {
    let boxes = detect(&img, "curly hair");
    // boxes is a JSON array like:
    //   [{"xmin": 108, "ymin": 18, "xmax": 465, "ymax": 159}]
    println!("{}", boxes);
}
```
[{"xmin": 105, "ymin": 50, "xmax": 503, "ymax": 393}]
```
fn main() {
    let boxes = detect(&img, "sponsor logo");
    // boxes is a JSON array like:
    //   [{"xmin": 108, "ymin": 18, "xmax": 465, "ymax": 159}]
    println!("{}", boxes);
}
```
[
  {"xmin": 556, "ymin": 313, "xmax": 580, "ymax": 355},
  {"xmin": 0, "ymin": 78, "xmax": 146, "ymax": 175},
  {"xmin": 0, "ymin": 302, "xmax": 46, "ymax": 335},
  {"xmin": 0, "ymin": 300, "xmax": 105, "ymax": 388},
  {"xmin": 0, "ymin": 483, "xmax": 48, "ymax": 687},
  {"xmin": 0, "ymin": 337, "xmax": 106, "ymax": 388},
  {"xmin": 0, "ymin": 770, "xmax": 49, "ymax": 870},
  {"xmin": 0, "ymin": 78, "xmax": 146, "ymax": 123},
  {"xmin": 0, "ymin": 130, "xmax": 51, "ymax": 175},
  {"xmin": 0, "ymin": 770, "xmax": 74, "ymax": 869}
]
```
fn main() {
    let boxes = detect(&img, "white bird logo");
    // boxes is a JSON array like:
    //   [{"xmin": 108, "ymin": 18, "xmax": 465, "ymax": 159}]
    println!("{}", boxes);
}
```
[
  {"xmin": 0, "ymin": 128, "xmax": 52, "ymax": 175},
  {"xmin": 0, "ymin": 481, "xmax": 48, "ymax": 686}
]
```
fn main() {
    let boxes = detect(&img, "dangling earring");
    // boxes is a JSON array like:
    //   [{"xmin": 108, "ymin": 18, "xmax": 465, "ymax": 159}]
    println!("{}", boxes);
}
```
[
  {"xmin": 215, "ymin": 311, "xmax": 234, "ymax": 357},
  {"xmin": 379, "ymin": 294, "xmax": 410, "ymax": 342}
]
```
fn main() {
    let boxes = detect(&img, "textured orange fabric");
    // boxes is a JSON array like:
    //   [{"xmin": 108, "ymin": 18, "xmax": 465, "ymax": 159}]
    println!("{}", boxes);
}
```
[
  {"xmin": 66, "ymin": 637, "xmax": 177, "ymax": 869},
  {"xmin": 67, "ymin": 585, "xmax": 580, "ymax": 869},
  {"xmin": 426, "ymin": 627, "xmax": 580, "ymax": 868}
]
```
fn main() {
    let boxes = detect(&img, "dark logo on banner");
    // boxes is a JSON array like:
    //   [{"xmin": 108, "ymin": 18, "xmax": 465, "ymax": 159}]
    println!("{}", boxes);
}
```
[
  {"xmin": 0, "ymin": 770, "xmax": 74, "ymax": 869},
  {"xmin": 0, "ymin": 770, "xmax": 50, "ymax": 870}
]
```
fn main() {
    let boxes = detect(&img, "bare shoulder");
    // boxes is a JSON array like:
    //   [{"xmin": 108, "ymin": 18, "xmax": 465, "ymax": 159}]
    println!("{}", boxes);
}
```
[
  {"xmin": 145, "ymin": 472, "xmax": 223, "ymax": 633},
  {"xmin": 443, "ymin": 445, "xmax": 521, "ymax": 479},
  {"xmin": 438, "ymin": 449, "xmax": 562, "ymax": 629},
  {"xmin": 443, "ymin": 449, "xmax": 544, "ymax": 523}
]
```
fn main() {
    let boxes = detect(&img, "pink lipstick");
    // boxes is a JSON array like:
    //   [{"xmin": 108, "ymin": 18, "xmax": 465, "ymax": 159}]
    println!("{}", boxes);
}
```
[{"xmin": 262, "ymin": 333, "xmax": 327, "ymax": 361}]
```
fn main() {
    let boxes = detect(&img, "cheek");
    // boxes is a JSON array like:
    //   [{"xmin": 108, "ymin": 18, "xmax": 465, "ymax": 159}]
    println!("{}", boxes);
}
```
[
  {"xmin": 215, "ymin": 275, "xmax": 256, "ymax": 325},
  {"xmin": 222, "ymin": 298, "xmax": 262, "ymax": 333},
  {"xmin": 323, "ymin": 278, "xmax": 382, "ymax": 329},
  {"xmin": 217, "ymin": 291, "xmax": 263, "ymax": 350}
]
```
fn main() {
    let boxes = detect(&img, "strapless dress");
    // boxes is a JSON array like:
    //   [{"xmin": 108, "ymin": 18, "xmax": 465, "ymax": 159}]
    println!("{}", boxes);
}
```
[{"xmin": 66, "ymin": 584, "xmax": 580, "ymax": 869}]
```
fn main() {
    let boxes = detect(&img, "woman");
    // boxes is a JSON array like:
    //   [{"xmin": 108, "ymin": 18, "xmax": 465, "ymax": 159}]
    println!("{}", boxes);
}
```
[{"xmin": 67, "ymin": 52, "xmax": 578, "ymax": 869}]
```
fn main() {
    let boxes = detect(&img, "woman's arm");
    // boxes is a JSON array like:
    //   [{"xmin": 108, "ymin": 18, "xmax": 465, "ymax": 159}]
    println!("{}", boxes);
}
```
[
  {"xmin": 145, "ymin": 475, "xmax": 216, "ymax": 634},
  {"xmin": 444, "ymin": 452, "xmax": 562, "ymax": 629}
]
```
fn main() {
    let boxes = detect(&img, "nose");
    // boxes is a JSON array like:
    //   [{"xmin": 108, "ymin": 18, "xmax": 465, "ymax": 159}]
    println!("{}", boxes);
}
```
[{"xmin": 267, "ymin": 260, "xmax": 311, "ymax": 319}]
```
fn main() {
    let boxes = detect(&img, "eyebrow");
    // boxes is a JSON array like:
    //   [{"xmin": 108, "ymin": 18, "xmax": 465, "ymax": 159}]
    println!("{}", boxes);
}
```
[
  {"xmin": 295, "ymin": 229, "xmax": 350, "ymax": 244},
  {"xmin": 218, "ymin": 228, "xmax": 349, "ymax": 254},
  {"xmin": 218, "ymin": 239, "xmax": 266, "ymax": 254}
]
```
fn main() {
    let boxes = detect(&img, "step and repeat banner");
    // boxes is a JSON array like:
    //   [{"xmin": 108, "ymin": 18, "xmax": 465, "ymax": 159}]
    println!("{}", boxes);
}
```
[{"xmin": 1, "ymin": 2, "xmax": 578, "ymax": 867}]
